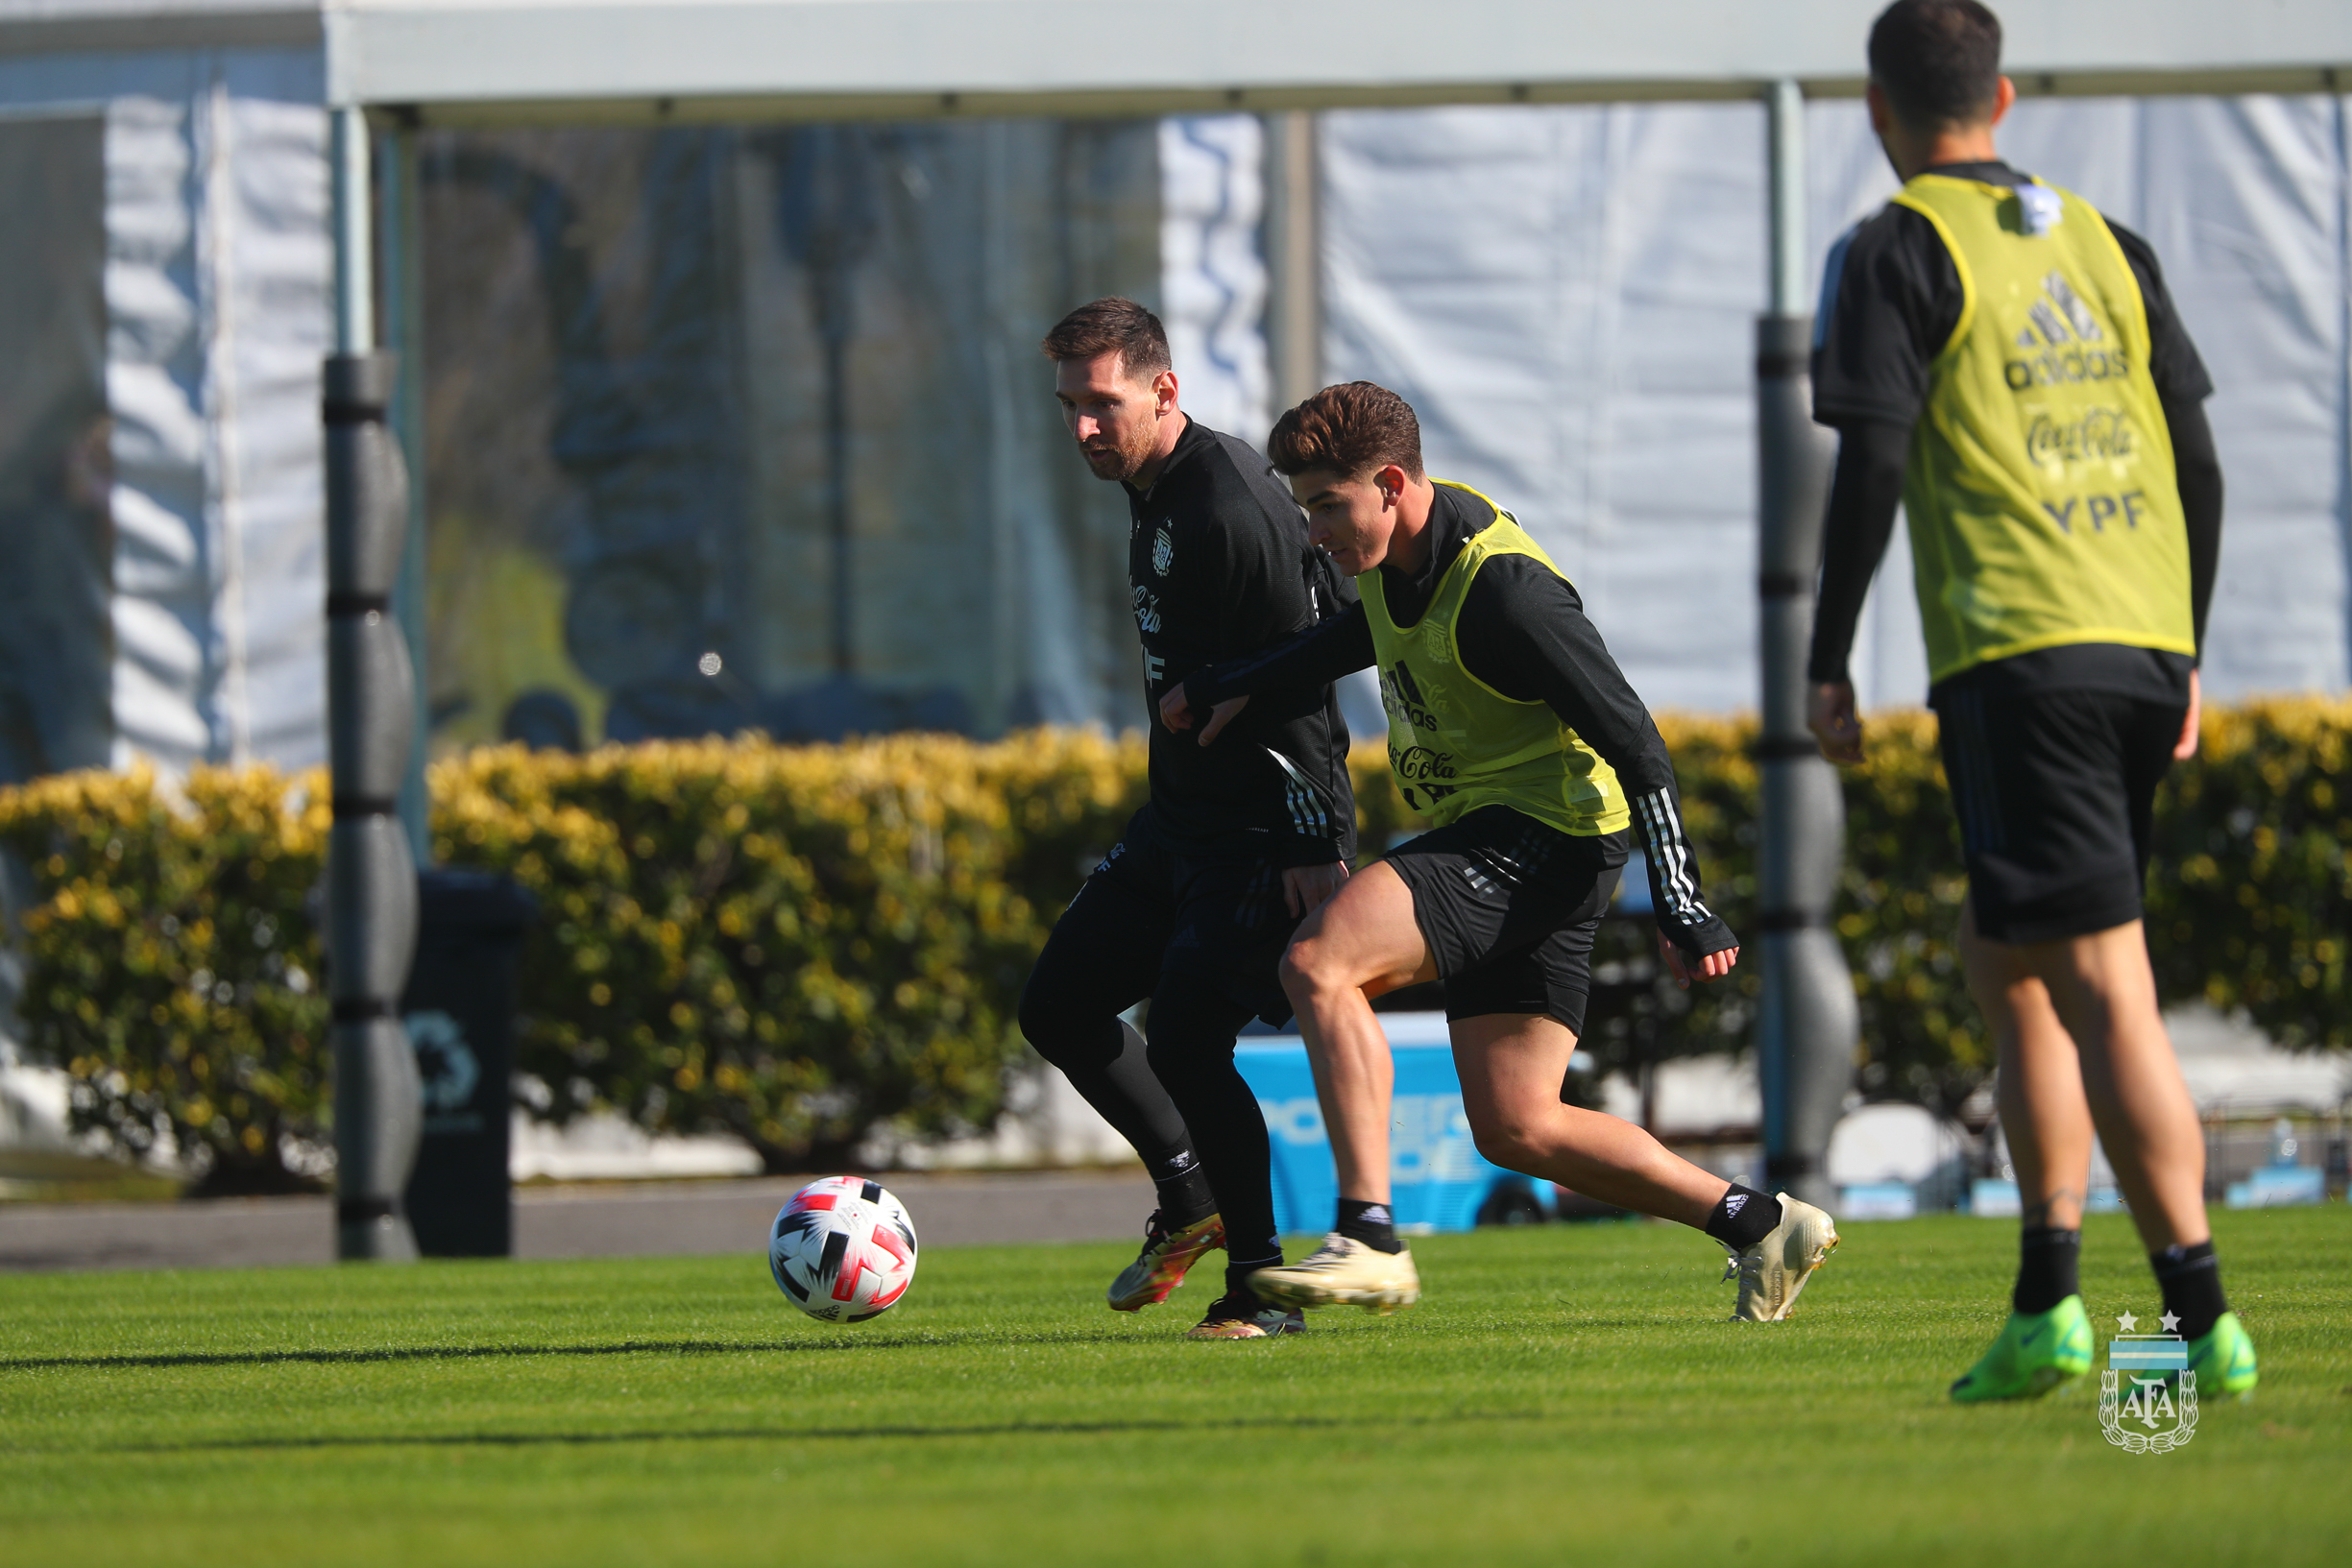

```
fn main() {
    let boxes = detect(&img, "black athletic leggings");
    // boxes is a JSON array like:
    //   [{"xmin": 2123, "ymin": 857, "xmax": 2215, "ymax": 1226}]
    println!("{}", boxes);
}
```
[{"xmin": 1017, "ymin": 877, "xmax": 1282, "ymax": 1270}]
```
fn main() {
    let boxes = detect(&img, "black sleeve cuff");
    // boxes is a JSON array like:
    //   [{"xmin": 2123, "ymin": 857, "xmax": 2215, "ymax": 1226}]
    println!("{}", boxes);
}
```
[{"xmin": 1662, "ymin": 911, "xmax": 1740, "ymax": 960}]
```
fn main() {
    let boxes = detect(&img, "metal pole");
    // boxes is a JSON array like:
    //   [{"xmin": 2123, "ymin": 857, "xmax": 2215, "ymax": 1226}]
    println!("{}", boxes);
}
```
[
  {"xmin": 1262, "ymin": 109, "xmax": 1321, "ymax": 416},
  {"xmin": 1755, "ymin": 80, "xmax": 1856, "ymax": 1212},
  {"xmin": 377, "ymin": 120, "xmax": 433, "ymax": 864},
  {"xmin": 823, "ymin": 321, "xmax": 854, "ymax": 675},
  {"xmin": 331, "ymin": 107, "xmax": 375, "ymax": 356},
  {"xmin": 327, "ymin": 105, "xmax": 423, "ymax": 1261}
]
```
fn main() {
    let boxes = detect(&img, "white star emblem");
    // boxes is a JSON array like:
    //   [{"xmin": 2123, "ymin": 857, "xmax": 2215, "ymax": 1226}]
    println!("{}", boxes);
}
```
[
  {"xmin": 2116, "ymin": 1312, "xmax": 2138, "ymax": 1332},
  {"xmin": 2159, "ymin": 1311, "xmax": 2181, "ymax": 1333}
]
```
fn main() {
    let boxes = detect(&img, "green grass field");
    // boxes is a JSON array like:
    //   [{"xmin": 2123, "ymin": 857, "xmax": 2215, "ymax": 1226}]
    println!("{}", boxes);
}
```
[{"xmin": 3, "ymin": 1208, "xmax": 2344, "ymax": 1566}]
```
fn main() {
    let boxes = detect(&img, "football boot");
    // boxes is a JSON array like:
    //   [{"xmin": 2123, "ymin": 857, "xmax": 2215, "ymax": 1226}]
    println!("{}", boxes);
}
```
[
  {"xmin": 1185, "ymin": 1290, "xmax": 1306, "ymax": 1339},
  {"xmin": 1106, "ymin": 1210, "xmax": 1224, "ymax": 1312},
  {"xmin": 2181, "ymin": 1311, "xmax": 2259, "ymax": 1398},
  {"xmin": 1948, "ymin": 1295, "xmax": 2095, "ymax": 1402},
  {"xmin": 1248, "ymin": 1234, "xmax": 1419, "ymax": 1315},
  {"xmin": 1726, "ymin": 1191, "xmax": 1840, "ymax": 1321}
]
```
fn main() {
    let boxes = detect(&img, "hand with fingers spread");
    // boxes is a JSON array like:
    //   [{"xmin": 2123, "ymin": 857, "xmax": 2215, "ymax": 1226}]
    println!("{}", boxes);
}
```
[{"xmin": 1158, "ymin": 679, "xmax": 1249, "ymax": 746}]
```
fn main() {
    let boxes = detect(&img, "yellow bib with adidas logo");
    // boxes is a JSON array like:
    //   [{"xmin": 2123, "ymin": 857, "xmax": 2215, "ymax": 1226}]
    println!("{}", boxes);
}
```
[
  {"xmin": 1361, "ymin": 483, "xmax": 1630, "ymax": 836},
  {"xmin": 1892, "ymin": 174, "xmax": 2194, "ymax": 683}
]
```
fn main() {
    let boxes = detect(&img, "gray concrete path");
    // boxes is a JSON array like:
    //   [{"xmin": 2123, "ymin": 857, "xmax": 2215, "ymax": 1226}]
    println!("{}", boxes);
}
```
[{"xmin": 0, "ymin": 1170, "xmax": 1155, "ymax": 1274}]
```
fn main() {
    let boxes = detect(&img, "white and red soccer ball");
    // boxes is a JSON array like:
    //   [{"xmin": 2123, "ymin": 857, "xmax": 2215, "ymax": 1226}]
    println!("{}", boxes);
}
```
[{"xmin": 768, "ymin": 1176, "xmax": 919, "ymax": 1323}]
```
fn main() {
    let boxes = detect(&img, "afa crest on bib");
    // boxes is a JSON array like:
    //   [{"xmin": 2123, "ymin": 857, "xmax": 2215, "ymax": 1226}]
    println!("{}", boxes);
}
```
[
  {"xmin": 1152, "ymin": 527, "xmax": 1174, "ymax": 576},
  {"xmin": 2099, "ymin": 1318, "xmax": 2196, "ymax": 1454}
]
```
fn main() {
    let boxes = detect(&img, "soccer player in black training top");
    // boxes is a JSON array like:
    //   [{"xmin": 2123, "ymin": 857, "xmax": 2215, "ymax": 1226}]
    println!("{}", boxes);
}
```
[
  {"xmin": 1164, "ymin": 382, "xmax": 1838, "ymax": 1323},
  {"xmin": 1808, "ymin": 1, "xmax": 2253, "ymax": 1399},
  {"xmin": 1021, "ymin": 298, "xmax": 1356, "ymax": 1339}
]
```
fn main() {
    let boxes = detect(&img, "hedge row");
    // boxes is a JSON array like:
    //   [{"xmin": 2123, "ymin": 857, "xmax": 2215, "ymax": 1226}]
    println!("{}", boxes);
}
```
[
  {"xmin": 429, "ymin": 733, "xmax": 1137, "ymax": 1171},
  {"xmin": 2, "ymin": 699, "xmax": 2343, "ymax": 1185}
]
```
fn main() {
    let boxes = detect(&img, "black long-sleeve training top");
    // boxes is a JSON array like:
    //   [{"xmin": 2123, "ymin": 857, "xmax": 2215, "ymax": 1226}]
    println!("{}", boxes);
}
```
[
  {"xmin": 1188, "ymin": 484, "xmax": 1735, "ymax": 956},
  {"xmin": 1127, "ymin": 416, "xmax": 1356, "ymax": 866},
  {"xmin": 1807, "ymin": 158, "xmax": 2223, "ymax": 703}
]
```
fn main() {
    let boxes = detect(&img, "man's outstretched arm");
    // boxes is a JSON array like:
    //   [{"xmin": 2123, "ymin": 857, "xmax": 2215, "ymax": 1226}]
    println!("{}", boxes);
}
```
[{"xmin": 1159, "ymin": 601, "xmax": 1375, "ymax": 744}]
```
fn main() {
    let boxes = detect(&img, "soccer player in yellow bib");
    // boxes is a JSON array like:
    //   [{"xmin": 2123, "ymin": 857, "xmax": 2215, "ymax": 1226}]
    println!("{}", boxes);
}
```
[
  {"xmin": 1162, "ymin": 383, "xmax": 1839, "ymax": 1323},
  {"xmin": 1808, "ymin": 1, "xmax": 2253, "ymax": 1399}
]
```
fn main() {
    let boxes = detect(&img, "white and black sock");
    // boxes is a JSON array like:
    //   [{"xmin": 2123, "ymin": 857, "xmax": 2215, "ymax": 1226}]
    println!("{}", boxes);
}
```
[
  {"xmin": 1335, "ymin": 1197, "xmax": 1402, "ymax": 1254},
  {"xmin": 1148, "ymin": 1145, "xmax": 1217, "ymax": 1227},
  {"xmin": 1703, "ymin": 1184, "xmax": 1782, "ymax": 1251}
]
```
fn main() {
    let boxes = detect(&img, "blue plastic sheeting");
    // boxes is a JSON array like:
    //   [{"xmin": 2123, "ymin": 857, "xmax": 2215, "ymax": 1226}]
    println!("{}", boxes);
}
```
[{"xmin": 1234, "ymin": 1013, "xmax": 1517, "ymax": 1236}]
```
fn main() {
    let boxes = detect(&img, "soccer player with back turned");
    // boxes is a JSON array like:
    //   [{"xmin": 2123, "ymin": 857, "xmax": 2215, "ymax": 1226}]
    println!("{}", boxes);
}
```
[
  {"xmin": 1166, "ymin": 383, "xmax": 1840, "ymax": 1323},
  {"xmin": 1020, "ymin": 299, "xmax": 1358, "ymax": 1339},
  {"xmin": 1808, "ymin": 1, "xmax": 2255, "ymax": 1399}
]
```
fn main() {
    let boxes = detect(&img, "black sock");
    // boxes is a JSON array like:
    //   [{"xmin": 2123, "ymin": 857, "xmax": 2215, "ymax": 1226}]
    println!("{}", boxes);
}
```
[
  {"xmin": 1334, "ymin": 1197, "xmax": 1402, "ymax": 1254},
  {"xmin": 1702, "ymin": 1184, "xmax": 1782, "ymax": 1251},
  {"xmin": 1147, "ymin": 1145, "xmax": 1217, "ymax": 1226},
  {"xmin": 1137, "ymin": 991, "xmax": 1282, "ymax": 1280},
  {"xmin": 2013, "ymin": 1225, "xmax": 2082, "ymax": 1315},
  {"xmin": 1225, "ymin": 1253, "xmax": 1280, "ymax": 1298},
  {"xmin": 2151, "ymin": 1240, "xmax": 2229, "ymax": 1341}
]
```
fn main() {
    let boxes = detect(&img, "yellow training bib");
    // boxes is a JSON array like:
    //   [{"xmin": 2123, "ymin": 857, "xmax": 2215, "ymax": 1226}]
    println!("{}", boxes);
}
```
[
  {"xmin": 1361, "ymin": 484, "xmax": 1630, "ymax": 836},
  {"xmin": 1893, "ymin": 174, "xmax": 2194, "ymax": 683}
]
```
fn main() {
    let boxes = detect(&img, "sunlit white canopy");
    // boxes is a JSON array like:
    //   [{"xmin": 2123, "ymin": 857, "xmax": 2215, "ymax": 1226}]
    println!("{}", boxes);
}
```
[{"xmin": 4, "ymin": 0, "xmax": 2348, "ymax": 119}]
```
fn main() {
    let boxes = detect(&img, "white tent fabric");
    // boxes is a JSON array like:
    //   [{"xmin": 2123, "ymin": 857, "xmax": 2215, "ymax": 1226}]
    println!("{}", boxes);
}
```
[
  {"xmin": 1, "ymin": 68, "xmax": 2346, "ymax": 783},
  {"xmin": 1320, "ymin": 95, "xmax": 2352, "ymax": 712},
  {"xmin": 0, "ymin": 46, "xmax": 329, "ymax": 776},
  {"xmin": 1157, "ymin": 114, "xmax": 1272, "ymax": 448}
]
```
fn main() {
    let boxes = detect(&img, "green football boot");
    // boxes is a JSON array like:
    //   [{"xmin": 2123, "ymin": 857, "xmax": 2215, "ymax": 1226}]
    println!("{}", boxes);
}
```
[
  {"xmin": 2182, "ymin": 1312, "xmax": 2259, "ymax": 1398},
  {"xmin": 1950, "ymin": 1295, "xmax": 2095, "ymax": 1403}
]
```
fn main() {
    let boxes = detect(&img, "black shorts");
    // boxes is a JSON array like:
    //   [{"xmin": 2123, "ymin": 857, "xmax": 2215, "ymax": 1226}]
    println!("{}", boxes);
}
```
[
  {"xmin": 1384, "ymin": 805, "xmax": 1628, "ymax": 1033},
  {"xmin": 1058, "ymin": 806, "xmax": 1305, "ymax": 1026},
  {"xmin": 1933, "ymin": 680, "xmax": 2184, "ymax": 944}
]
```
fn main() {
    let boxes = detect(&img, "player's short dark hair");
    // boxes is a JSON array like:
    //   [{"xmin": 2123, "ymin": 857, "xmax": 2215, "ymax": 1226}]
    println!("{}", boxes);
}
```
[
  {"xmin": 1268, "ymin": 382, "xmax": 1424, "ymax": 480},
  {"xmin": 1868, "ymin": 0, "xmax": 2003, "ymax": 130},
  {"xmin": 1039, "ymin": 297, "xmax": 1171, "ymax": 380}
]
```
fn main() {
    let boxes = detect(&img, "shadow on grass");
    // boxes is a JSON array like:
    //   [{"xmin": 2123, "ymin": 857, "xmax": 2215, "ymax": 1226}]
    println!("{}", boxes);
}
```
[
  {"xmin": 92, "ymin": 1409, "xmax": 1546, "ymax": 1456},
  {"xmin": 0, "ymin": 1329, "xmax": 1149, "ymax": 1374}
]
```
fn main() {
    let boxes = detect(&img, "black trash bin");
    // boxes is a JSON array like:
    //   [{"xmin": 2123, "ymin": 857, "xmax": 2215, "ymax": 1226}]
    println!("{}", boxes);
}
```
[{"xmin": 400, "ymin": 870, "xmax": 536, "ymax": 1257}]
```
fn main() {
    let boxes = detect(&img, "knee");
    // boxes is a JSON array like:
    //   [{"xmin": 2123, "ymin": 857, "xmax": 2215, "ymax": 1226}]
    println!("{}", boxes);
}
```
[
  {"xmin": 1278, "ymin": 938, "xmax": 1334, "ymax": 1002},
  {"xmin": 1016, "ymin": 973, "xmax": 1075, "ymax": 1060},
  {"xmin": 1469, "ymin": 1106, "xmax": 1552, "ymax": 1171},
  {"xmin": 1471, "ymin": 1123, "xmax": 1538, "ymax": 1171}
]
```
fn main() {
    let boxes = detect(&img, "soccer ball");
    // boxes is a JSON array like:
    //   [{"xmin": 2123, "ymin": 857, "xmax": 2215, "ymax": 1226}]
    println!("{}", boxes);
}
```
[{"xmin": 768, "ymin": 1176, "xmax": 919, "ymax": 1323}]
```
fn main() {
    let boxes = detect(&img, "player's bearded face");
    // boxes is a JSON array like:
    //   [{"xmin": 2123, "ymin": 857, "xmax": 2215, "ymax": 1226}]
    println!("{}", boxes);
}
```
[{"xmin": 1055, "ymin": 353, "xmax": 1166, "ymax": 482}]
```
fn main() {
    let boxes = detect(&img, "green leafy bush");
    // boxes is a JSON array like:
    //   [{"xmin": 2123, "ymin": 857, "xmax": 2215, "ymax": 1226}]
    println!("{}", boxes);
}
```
[
  {"xmin": 429, "ymin": 735, "xmax": 1068, "ymax": 1171},
  {"xmin": 2147, "ymin": 697, "xmax": 2352, "ymax": 1050},
  {"xmin": 2, "ymin": 700, "xmax": 2342, "ymax": 1185},
  {"xmin": 0, "ymin": 764, "xmax": 331, "ymax": 1193}
]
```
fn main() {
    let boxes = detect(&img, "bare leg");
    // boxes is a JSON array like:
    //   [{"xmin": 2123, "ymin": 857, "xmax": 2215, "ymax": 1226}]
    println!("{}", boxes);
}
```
[
  {"xmin": 1963, "ymin": 909, "xmax": 2094, "ymax": 1231},
  {"xmin": 1277, "ymin": 862, "xmax": 1436, "ymax": 1205},
  {"xmin": 1964, "ymin": 913, "xmax": 2209, "ymax": 1252},
  {"xmin": 2038, "ymin": 923, "xmax": 2210, "ymax": 1252},
  {"xmin": 1449, "ymin": 1012, "xmax": 1727, "ymax": 1228}
]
